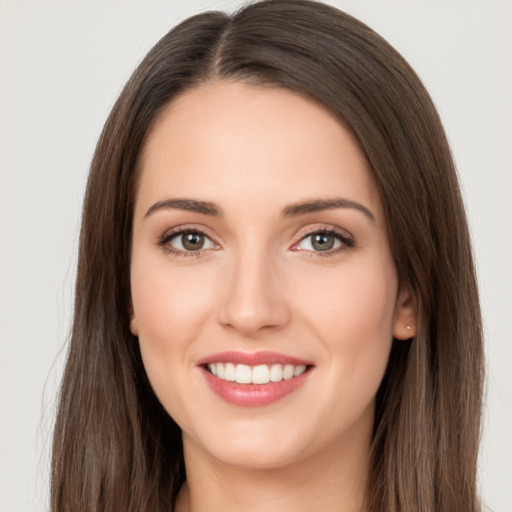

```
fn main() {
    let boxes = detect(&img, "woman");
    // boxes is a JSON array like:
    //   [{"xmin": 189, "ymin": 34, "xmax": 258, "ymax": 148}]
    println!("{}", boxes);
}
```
[{"xmin": 51, "ymin": 1, "xmax": 484, "ymax": 511}]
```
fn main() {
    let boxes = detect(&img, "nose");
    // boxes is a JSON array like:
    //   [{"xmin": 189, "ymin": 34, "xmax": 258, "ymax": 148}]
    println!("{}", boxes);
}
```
[{"xmin": 216, "ymin": 246, "xmax": 291, "ymax": 338}]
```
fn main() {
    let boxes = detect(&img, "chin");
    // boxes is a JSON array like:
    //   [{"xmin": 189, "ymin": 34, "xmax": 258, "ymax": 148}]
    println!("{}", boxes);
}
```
[
  {"xmin": 205, "ymin": 440, "xmax": 302, "ymax": 470},
  {"xmin": 183, "ymin": 419, "xmax": 311, "ymax": 470}
]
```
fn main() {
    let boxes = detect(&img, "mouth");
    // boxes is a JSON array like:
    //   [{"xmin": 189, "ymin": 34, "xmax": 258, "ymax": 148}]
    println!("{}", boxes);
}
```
[
  {"xmin": 197, "ymin": 351, "xmax": 314, "ymax": 407},
  {"xmin": 204, "ymin": 362, "xmax": 309, "ymax": 384}
]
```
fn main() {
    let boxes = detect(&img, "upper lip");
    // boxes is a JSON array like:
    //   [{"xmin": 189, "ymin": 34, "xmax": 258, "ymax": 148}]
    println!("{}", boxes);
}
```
[{"xmin": 196, "ymin": 351, "xmax": 313, "ymax": 367}]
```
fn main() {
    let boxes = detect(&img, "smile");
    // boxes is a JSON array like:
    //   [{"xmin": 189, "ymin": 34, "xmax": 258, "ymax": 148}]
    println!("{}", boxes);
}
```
[
  {"xmin": 206, "ymin": 362, "xmax": 307, "ymax": 384},
  {"xmin": 197, "ymin": 351, "xmax": 313, "ymax": 407}
]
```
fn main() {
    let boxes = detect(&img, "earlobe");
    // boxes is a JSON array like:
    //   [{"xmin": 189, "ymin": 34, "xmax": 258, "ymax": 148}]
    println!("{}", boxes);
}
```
[
  {"xmin": 128, "ymin": 304, "xmax": 138, "ymax": 336},
  {"xmin": 393, "ymin": 287, "xmax": 418, "ymax": 340},
  {"xmin": 130, "ymin": 316, "xmax": 138, "ymax": 336},
  {"xmin": 394, "ymin": 322, "xmax": 415, "ymax": 340}
]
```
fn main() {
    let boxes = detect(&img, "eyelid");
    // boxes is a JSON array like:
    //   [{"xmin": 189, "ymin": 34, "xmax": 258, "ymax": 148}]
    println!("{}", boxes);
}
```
[
  {"xmin": 290, "ymin": 224, "xmax": 355, "ymax": 254},
  {"xmin": 156, "ymin": 223, "xmax": 354, "ymax": 258},
  {"xmin": 157, "ymin": 225, "xmax": 221, "ymax": 257},
  {"xmin": 294, "ymin": 224, "xmax": 353, "ymax": 241}
]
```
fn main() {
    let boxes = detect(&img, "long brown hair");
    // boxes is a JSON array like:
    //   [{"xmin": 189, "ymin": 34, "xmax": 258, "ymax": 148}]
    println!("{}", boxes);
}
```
[{"xmin": 51, "ymin": 1, "xmax": 484, "ymax": 510}]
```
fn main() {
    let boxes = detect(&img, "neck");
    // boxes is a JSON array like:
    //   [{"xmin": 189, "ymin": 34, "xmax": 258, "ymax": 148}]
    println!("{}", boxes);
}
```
[{"xmin": 175, "ymin": 424, "xmax": 371, "ymax": 512}]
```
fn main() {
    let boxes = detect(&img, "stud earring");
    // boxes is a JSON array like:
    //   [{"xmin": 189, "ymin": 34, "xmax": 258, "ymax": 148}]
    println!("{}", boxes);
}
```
[{"xmin": 406, "ymin": 325, "xmax": 412, "ymax": 331}]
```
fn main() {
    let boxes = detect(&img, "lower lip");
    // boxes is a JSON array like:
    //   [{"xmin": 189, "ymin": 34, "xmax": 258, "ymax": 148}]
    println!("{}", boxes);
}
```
[{"xmin": 200, "ymin": 367, "xmax": 311, "ymax": 407}]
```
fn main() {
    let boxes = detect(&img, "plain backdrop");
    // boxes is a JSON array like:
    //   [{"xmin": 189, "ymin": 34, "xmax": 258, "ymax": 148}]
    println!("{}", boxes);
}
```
[{"xmin": 1, "ymin": 1, "xmax": 511, "ymax": 511}]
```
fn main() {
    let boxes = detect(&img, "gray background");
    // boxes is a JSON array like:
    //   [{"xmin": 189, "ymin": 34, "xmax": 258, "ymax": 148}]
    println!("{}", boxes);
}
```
[{"xmin": 1, "ymin": 1, "xmax": 511, "ymax": 511}]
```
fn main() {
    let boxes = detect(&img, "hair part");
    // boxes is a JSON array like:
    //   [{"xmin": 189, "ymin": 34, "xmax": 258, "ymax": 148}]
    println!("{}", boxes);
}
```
[{"xmin": 51, "ymin": 1, "xmax": 484, "ymax": 511}]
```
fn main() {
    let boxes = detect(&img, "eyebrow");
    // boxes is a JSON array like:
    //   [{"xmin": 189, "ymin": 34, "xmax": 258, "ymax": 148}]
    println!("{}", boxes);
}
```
[
  {"xmin": 282, "ymin": 198, "xmax": 375, "ymax": 221},
  {"xmin": 144, "ymin": 198, "xmax": 223, "ymax": 218},
  {"xmin": 144, "ymin": 197, "xmax": 375, "ymax": 222}
]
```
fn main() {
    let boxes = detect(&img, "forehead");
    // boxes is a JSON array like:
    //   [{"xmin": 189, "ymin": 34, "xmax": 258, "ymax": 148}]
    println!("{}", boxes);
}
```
[{"xmin": 136, "ymin": 80, "xmax": 382, "ymax": 222}]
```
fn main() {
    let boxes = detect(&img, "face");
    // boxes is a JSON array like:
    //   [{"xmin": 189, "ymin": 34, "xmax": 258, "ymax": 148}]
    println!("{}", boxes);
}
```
[{"xmin": 130, "ymin": 81, "xmax": 415, "ymax": 469}]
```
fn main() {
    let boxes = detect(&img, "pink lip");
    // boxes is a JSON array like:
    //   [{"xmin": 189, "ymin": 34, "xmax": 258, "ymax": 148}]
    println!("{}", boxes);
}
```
[
  {"xmin": 196, "ymin": 350, "xmax": 312, "ymax": 367},
  {"xmin": 200, "ymin": 368, "xmax": 311, "ymax": 407},
  {"xmin": 196, "ymin": 351, "xmax": 314, "ymax": 407}
]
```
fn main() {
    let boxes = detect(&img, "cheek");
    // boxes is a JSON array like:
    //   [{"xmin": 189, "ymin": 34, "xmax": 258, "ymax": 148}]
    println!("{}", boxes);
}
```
[
  {"xmin": 130, "ymin": 260, "xmax": 220, "ymax": 433},
  {"xmin": 129, "ymin": 256, "xmax": 215, "ymax": 389},
  {"xmin": 301, "ymin": 257, "xmax": 396, "ymax": 328},
  {"xmin": 132, "ymin": 254, "xmax": 213, "ymax": 334},
  {"xmin": 295, "ymin": 257, "xmax": 397, "ymax": 380},
  {"xmin": 287, "ymin": 259, "xmax": 397, "ymax": 444}
]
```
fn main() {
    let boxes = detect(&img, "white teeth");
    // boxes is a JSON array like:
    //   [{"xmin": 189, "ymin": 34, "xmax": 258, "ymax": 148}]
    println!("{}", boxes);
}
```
[
  {"xmin": 270, "ymin": 364, "xmax": 283, "ymax": 382},
  {"xmin": 283, "ymin": 364, "xmax": 295, "ymax": 380},
  {"xmin": 225, "ymin": 362, "xmax": 236, "ymax": 381},
  {"xmin": 294, "ymin": 365, "xmax": 306, "ymax": 377},
  {"xmin": 206, "ymin": 362, "xmax": 308, "ymax": 384},
  {"xmin": 252, "ymin": 365, "xmax": 270, "ymax": 384},
  {"xmin": 235, "ymin": 364, "xmax": 252, "ymax": 384}
]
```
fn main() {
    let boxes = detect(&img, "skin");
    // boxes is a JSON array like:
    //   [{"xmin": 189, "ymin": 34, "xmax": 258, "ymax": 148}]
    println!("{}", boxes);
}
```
[{"xmin": 130, "ymin": 81, "xmax": 416, "ymax": 512}]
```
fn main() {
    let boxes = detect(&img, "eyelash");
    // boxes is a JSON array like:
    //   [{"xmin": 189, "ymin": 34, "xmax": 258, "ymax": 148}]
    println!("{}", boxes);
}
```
[
  {"xmin": 157, "ymin": 226, "xmax": 355, "ymax": 258},
  {"xmin": 158, "ymin": 227, "xmax": 213, "ymax": 258},
  {"xmin": 293, "ymin": 226, "xmax": 355, "ymax": 258}
]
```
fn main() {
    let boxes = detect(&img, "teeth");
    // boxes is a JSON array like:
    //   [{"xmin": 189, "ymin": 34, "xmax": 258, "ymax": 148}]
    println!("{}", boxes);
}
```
[
  {"xmin": 283, "ymin": 364, "xmax": 295, "ymax": 380},
  {"xmin": 216, "ymin": 362, "xmax": 225, "ymax": 379},
  {"xmin": 225, "ymin": 362, "xmax": 236, "ymax": 381},
  {"xmin": 252, "ymin": 364, "xmax": 270, "ymax": 384},
  {"xmin": 206, "ymin": 363, "xmax": 308, "ymax": 384},
  {"xmin": 235, "ymin": 364, "xmax": 252, "ymax": 384},
  {"xmin": 294, "ymin": 365, "xmax": 306, "ymax": 377},
  {"xmin": 270, "ymin": 364, "xmax": 283, "ymax": 382}
]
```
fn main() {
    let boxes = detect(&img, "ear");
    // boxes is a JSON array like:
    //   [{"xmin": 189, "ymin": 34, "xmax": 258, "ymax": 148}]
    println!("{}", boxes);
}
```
[
  {"xmin": 128, "ymin": 302, "xmax": 138, "ymax": 336},
  {"xmin": 393, "ymin": 287, "xmax": 417, "ymax": 340}
]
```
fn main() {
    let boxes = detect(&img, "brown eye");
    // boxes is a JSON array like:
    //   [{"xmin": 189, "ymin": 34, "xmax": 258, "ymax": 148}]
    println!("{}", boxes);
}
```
[
  {"xmin": 181, "ymin": 232, "xmax": 205, "ymax": 251},
  {"xmin": 163, "ymin": 230, "xmax": 216, "ymax": 253}
]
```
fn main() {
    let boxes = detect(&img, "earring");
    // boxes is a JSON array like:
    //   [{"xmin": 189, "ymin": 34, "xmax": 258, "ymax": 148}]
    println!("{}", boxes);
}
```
[{"xmin": 406, "ymin": 325, "xmax": 412, "ymax": 330}]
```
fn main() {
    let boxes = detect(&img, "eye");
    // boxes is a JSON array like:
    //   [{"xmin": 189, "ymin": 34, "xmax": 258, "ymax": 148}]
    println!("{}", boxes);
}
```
[
  {"xmin": 292, "ymin": 229, "xmax": 354, "ymax": 254},
  {"xmin": 159, "ymin": 228, "xmax": 217, "ymax": 256}
]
